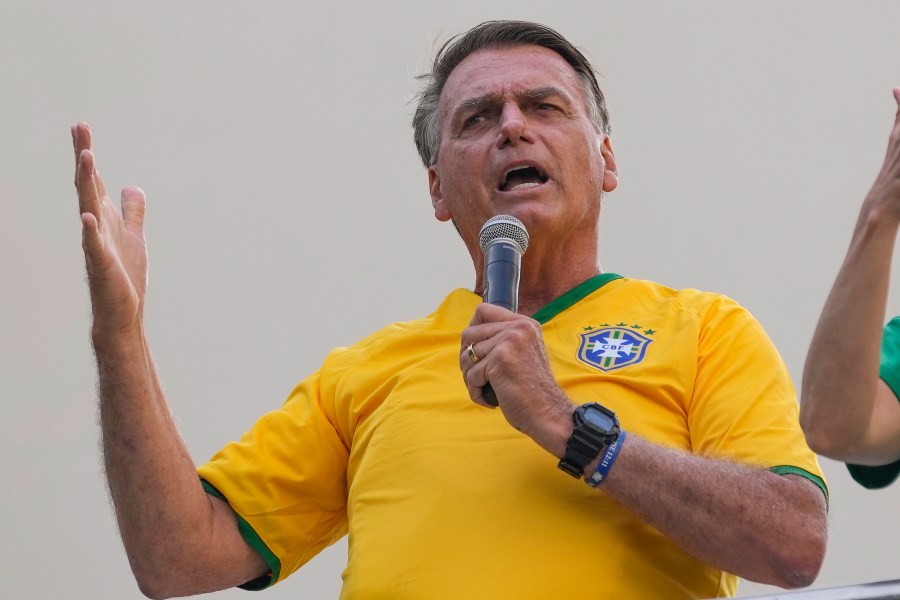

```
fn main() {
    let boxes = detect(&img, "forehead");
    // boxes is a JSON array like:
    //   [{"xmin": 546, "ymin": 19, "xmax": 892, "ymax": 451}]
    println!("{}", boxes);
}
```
[{"xmin": 439, "ymin": 45, "xmax": 585, "ymax": 115}]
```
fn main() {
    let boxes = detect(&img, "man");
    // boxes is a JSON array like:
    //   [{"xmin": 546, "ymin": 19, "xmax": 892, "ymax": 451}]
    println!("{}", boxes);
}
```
[
  {"xmin": 801, "ymin": 88, "xmax": 900, "ymax": 489},
  {"xmin": 74, "ymin": 21, "xmax": 826, "ymax": 599}
]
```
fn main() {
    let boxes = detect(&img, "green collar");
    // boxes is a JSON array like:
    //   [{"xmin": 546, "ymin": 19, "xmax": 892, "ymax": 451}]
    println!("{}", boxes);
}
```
[{"xmin": 531, "ymin": 273, "xmax": 623, "ymax": 324}]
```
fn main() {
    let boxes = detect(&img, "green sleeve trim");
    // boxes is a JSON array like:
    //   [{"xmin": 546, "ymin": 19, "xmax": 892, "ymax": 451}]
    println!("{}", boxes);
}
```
[
  {"xmin": 201, "ymin": 479, "xmax": 282, "ymax": 591},
  {"xmin": 769, "ymin": 466, "xmax": 829, "ymax": 505},
  {"xmin": 878, "ymin": 317, "xmax": 900, "ymax": 401},
  {"xmin": 531, "ymin": 273, "xmax": 623, "ymax": 324},
  {"xmin": 845, "ymin": 319, "xmax": 900, "ymax": 489}
]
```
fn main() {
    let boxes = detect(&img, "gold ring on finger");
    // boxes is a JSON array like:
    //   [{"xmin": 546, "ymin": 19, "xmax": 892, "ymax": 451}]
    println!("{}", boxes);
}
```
[{"xmin": 467, "ymin": 343, "xmax": 480, "ymax": 364}]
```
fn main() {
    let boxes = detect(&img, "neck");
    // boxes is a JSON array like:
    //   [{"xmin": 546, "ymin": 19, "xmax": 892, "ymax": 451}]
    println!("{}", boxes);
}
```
[
  {"xmin": 517, "ymin": 261, "xmax": 601, "ymax": 316},
  {"xmin": 474, "ymin": 242, "xmax": 602, "ymax": 316},
  {"xmin": 468, "ymin": 213, "xmax": 605, "ymax": 315}
]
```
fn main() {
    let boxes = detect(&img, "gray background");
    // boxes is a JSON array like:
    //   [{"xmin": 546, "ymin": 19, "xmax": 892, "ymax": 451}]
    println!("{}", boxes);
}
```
[{"xmin": 2, "ymin": 1, "xmax": 898, "ymax": 597}]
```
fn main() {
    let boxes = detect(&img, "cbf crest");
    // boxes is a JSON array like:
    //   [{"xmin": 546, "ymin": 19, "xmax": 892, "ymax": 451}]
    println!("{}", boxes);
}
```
[{"xmin": 578, "ymin": 326, "xmax": 653, "ymax": 372}]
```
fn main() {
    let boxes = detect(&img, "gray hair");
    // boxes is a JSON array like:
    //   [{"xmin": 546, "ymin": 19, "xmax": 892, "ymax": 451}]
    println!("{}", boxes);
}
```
[{"xmin": 412, "ymin": 20, "xmax": 611, "ymax": 168}]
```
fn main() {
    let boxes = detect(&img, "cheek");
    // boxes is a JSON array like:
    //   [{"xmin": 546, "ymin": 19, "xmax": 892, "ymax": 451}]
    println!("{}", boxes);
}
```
[
  {"xmin": 440, "ymin": 151, "xmax": 483, "ymax": 193},
  {"xmin": 583, "ymin": 145, "xmax": 606, "ymax": 185},
  {"xmin": 562, "ymin": 150, "xmax": 600, "ymax": 181},
  {"xmin": 562, "ymin": 155, "xmax": 604, "ymax": 199}
]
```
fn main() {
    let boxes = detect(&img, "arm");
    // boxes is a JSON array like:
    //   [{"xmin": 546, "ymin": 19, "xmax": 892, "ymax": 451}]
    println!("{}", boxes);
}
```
[
  {"xmin": 73, "ymin": 123, "xmax": 266, "ymax": 598},
  {"xmin": 800, "ymin": 88, "xmax": 900, "ymax": 466},
  {"xmin": 597, "ymin": 435, "xmax": 825, "ymax": 588},
  {"xmin": 460, "ymin": 303, "xmax": 826, "ymax": 589}
]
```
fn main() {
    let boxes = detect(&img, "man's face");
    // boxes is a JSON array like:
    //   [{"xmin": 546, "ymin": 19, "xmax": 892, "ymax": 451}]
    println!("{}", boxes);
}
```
[{"xmin": 428, "ymin": 44, "xmax": 617, "ymax": 255}]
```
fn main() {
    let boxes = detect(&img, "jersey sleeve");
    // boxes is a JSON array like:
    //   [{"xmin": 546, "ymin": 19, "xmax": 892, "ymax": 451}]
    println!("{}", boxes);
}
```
[
  {"xmin": 686, "ymin": 294, "xmax": 827, "ymax": 500},
  {"xmin": 197, "ymin": 369, "xmax": 350, "ymax": 589},
  {"xmin": 846, "ymin": 316, "xmax": 900, "ymax": 489}
]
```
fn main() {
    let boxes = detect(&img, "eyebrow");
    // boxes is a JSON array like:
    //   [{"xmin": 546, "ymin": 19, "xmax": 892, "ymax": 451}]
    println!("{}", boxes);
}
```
[
  {"xmin": 524, "ymin": 86, "xmax": 574, "ymax": 102},
  {"xmin": 452, "ymin": 86, "xmax": 575, "ymax": 115}
]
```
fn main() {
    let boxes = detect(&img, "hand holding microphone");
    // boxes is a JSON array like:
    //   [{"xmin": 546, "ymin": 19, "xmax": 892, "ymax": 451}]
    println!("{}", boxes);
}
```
[
  {"xmin": 477, "ymin": 215, "xmax": 529, "ymax": 406},
  {"xmin": 462, "ymin": 217, "xmax": 576, "ymax": 456}
]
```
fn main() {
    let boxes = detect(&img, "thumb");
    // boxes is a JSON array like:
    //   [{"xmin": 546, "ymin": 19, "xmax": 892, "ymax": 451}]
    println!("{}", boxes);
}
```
[{"xmin": 121, "ymin": 186, "xmax": 147, "ymax": 235}]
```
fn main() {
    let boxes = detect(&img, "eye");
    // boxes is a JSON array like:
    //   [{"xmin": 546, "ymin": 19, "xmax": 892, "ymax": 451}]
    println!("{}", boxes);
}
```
[
  {"xmin": 536, "ymin": 102, "xmax": 559, "ymax": 112},
  {"xmin": 459, "ymin": 112, "xmax": 490, "ymax": 133}
]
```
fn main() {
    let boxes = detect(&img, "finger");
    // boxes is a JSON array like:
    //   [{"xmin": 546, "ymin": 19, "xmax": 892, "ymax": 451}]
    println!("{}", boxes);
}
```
[
  {"xmin": 72, "ymin": 122, "xmax": 108, "ymax": 199},
  {"xmin": 72, "ymin": 122, "xmax": 91, "ymax": 188},
  {"xmin": 459, "ymin": 337, "xmax": 502, "ymax": 409},
  {"xmin": 460, "ymin": 321, "xmax": 510, "ymax": 350},
  {"xmin": 459, "ymin": 324, "xmax": 513, "ymax": 378},
  {"xmin": 77, "ymin": 149, "xmax": 103, "ymax": 220},
  {"xmin": 460, "ymin": 316, "xmax": 541, "ymax": 363},
  {"xmin": 72, "ymin": 122, "xmax": 91, "ymax": 164},
  {"xmin": 81, "ymin": 212, "xmax": 105, "ymax": 272},
  {"xmin": 892, "ymin": 87, "xmax": 900, "ymax": 126},
  {"xmin": 470, "ymin": 393, "xmax": 495, "ymax": 409},
  {"xmin": 121, "ymin": 186, "xmax": 147, "ymax": 235},
  {"xmin": 462, "ymin": 359, "xmax": 494, "ymax": 408},
  {"xmin": 460, "ymin": 338, "xmax": 489, "ymax": 372},
  {"xmin": 890, "ymin": 88, "xmax": 900, "ymax": 150},
  {"xmin": 469, "ymin": 302, "xmax": 527, "ymax": 326},
  {"xmin": 94, "ymin": 160, "xmax": 108, "ymax": 200}
]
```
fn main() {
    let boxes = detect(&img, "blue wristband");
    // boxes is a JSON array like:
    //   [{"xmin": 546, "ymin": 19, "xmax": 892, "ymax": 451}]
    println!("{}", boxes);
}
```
[{"xmin": 585, "ymin": 430, "xmax": 627, "ymax": 488}]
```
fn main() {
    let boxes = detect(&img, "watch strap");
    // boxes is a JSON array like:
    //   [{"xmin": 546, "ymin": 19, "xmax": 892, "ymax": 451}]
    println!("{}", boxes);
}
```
[{"xmin": 558, "ymin": 404, "xmax": 613, "ymax": 478}]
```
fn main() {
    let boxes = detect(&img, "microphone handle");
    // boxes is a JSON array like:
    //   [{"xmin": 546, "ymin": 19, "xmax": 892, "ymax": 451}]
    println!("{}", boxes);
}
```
[
  {"xmin": 483, "ymin": 384, "xmax": 499, "ymax": 407},
  {"xmin": 480, "ymin": 240, "xmax": 522, "ymax": 406}
]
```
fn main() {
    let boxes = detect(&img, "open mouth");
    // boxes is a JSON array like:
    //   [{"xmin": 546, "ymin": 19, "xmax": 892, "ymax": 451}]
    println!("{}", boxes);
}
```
[{"xmin": 499, "ymin": 166, "xmax": 549, "ymax": 192}]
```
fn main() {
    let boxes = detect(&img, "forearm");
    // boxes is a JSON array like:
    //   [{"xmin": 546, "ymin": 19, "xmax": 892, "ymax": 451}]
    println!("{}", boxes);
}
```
[
  {"xmin": 600, "ymin": 435, "xmax": 827, "ymax": 588},
  {"xmin": 73, "ymin": 125, "xmax": 264, "ymax": 597},
  {"xmin": 464, "ymin": 296, "xmax": 827, "ymax": 587},
  {"xmin": 94, "ymin": 328, "xmax": 252, "ymax": 596},
  {"xmin": 800, "ymin": 201, "xmax": 899, "ymax": 457},
  {"xmin": 537, "ymin": 408, "xmax": 827, "ymax": 588}
]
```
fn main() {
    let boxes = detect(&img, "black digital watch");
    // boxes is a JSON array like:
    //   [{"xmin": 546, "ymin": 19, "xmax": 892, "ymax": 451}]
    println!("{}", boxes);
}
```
[{"xmin": 558, "ymin": 402, "xmax": 621, "ymax": 478}]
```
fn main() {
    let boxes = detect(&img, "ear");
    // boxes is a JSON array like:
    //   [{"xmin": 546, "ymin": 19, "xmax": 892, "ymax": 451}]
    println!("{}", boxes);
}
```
[
  {"xmin": 599, "ymin": 135, "xmax": 618, "ymax": 193},
  {"xmin": 428, "ymin": 165, "xmax": 452, "ymax": 222}
]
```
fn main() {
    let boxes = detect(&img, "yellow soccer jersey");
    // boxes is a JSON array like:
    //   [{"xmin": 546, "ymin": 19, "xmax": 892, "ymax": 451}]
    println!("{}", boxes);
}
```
[{"xmin": 198, "ymin": 274, "xmax": 826, "ymax": 599}]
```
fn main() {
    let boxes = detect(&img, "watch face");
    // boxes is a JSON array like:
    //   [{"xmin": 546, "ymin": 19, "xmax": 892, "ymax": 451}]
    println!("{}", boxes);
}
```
[{"xmin": 583, "ymin": 406, "xmax": 616, "ymax": 432}]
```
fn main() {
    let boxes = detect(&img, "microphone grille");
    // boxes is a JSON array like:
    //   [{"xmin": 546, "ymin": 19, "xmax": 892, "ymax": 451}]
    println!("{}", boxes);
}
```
[{"xmin": 479, "ymin": 215, "xmax": 529, "ymax": 253}]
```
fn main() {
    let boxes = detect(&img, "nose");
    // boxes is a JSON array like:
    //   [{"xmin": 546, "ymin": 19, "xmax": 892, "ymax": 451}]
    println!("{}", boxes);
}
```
[{"xmin": 496, "ymin": 103, "xmax": 532, "ymax": 149}]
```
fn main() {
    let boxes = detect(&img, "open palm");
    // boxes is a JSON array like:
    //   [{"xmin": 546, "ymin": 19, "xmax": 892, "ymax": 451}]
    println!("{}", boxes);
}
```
[{"xmin": 73, "ymin": 123, "xmax": 149, "ymax": 336}]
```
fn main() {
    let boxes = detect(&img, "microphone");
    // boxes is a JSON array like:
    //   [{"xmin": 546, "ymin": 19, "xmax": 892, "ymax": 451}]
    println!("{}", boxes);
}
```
[{"xmin": 477, "ymin": 215, "xmax": 529, "ymax": 406}]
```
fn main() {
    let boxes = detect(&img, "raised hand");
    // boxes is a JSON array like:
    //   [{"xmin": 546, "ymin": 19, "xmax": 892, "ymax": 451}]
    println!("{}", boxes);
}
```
[
  {"xmin": 801, "ymin": 88, "xmax": 900, "ymax": 465},
  {"xmin": 72, "ymin": 123, "xmax": 149, "ymax": 338},
  {"xmin": 866, "ymin": 88, "xmax": 900, "ymax": 220}
]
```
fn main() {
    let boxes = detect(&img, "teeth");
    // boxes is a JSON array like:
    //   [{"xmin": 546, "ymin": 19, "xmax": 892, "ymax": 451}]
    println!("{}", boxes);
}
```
[{"xmin": 501, "ymin": 165, "xmax": 545, "ymax": 191}]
